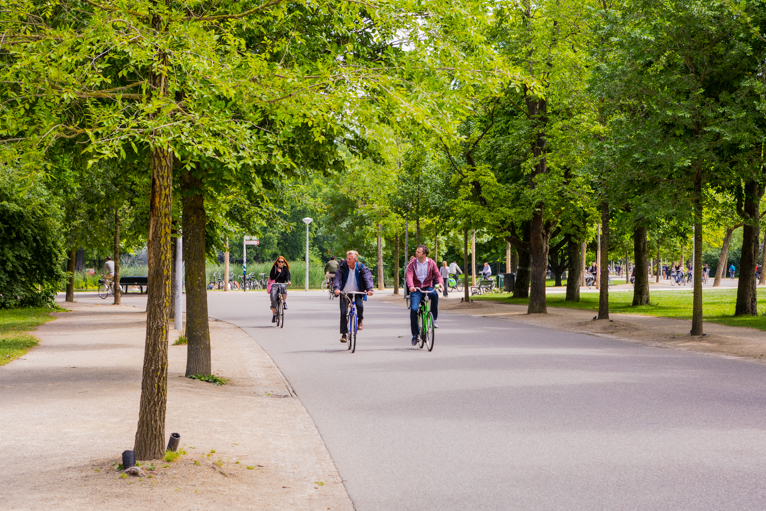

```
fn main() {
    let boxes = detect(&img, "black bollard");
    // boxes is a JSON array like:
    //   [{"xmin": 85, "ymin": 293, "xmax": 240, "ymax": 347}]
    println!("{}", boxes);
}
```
[
  {"xmin": 167, "ymin": 432, "xmax": 181, "ymax": 452},
  {"xmin": 122, "ymin": 450, "xmax": 135, "ymax": 469}
]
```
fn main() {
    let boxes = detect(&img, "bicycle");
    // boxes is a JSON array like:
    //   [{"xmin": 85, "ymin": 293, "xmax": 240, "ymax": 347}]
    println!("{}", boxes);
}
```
[
  {"xmin": 273, "ymin": 283, "xmax": 286, "ymax": 328},
  {"xmin": 340, "ymin": 291, "xmax": 366, "ymax": 353},
  {"xmin": 98, "ymin": 278, "xmax": 114, "ymax": 299},
  {"xmin": 321, "ymin": 273, "xmax": 336, "ymax": 300},
  {"xmin": 412, "ymin": 287, "xmax": 436, "ymax": 351}
]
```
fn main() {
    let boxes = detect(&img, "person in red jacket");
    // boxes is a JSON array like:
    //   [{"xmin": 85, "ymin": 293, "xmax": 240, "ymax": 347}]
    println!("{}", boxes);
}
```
[{"xmin": 405, "ymin": 244, "xmax": 444, "ymax": 346}]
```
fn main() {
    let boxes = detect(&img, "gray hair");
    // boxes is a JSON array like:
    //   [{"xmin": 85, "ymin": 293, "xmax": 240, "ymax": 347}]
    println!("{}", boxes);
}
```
[{"xmin": 346, "ymin": 250, "xmax": 359, "ymax": 260}]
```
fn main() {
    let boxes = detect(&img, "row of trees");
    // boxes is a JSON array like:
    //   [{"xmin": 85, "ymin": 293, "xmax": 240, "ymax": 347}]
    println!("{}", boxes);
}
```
[{"xmin": 2, "ymin": 0, "xmax": 764, "ymax": 460}]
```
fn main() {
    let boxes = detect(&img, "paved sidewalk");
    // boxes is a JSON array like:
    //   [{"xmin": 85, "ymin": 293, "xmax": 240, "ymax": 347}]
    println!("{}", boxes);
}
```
[{"xmin": 0, "ymin": 302, "xmax": 353, "ymax": 511}]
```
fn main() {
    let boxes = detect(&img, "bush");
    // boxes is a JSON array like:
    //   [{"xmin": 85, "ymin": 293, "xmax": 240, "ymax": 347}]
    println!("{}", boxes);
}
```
[{"xmin": 0, "ymin": 172, "xmax": 66, "ymax": 308}]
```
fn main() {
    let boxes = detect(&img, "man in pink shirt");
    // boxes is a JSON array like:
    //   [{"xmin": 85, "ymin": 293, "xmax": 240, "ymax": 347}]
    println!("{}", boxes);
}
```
[{"xmin": 405, "ymin": 244, "xmax": 444, "ymax": 346}]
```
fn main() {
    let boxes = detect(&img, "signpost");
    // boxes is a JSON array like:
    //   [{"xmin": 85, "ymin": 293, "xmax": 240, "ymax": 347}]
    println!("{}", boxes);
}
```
[{"xmin": 243, "ymin": 236, "xmax": 259, "ymax": 292}]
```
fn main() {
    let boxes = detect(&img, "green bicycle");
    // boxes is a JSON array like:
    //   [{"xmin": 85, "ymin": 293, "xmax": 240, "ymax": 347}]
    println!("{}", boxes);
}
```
[{"xmin": 412, "ymin": 287, "xmax": 436, "ymax": 351}]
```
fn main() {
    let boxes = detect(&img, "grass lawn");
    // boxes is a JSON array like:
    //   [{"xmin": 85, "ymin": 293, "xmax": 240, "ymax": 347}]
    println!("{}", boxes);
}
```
[
  {"xmin": 475, "ymin": 289, "xmax": 766, "ymax": 331},
  {"xmin": 0, "ymin": 307, "xmax": 58, "ymax": 366}
]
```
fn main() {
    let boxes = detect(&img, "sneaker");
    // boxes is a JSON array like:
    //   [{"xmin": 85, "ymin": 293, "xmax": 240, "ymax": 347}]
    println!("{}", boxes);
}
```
[
  {"xmin": 283, "ymin": 303, "xmax": 287, "ymax": 310},
  {"xmin": 433, "ymin": 322, "xmax": 439, "ymax": 329},
  {"xmin": 358, "ymin": 320, "xmax": 364, "ymax": 330},
  {"xmin": 340, "ymin": 334, "xmax": 347, "ymax": 343},
  {"xmin": 411, "ymin": 336, "xmax": 418, "ymax": 346},
  {"xmin": 271, "ymin": 315, "xmax": 276, "ymax": 323}
]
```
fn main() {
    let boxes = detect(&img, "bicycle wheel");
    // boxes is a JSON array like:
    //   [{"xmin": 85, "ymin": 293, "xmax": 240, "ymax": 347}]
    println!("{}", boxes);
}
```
[
  {"xmin": 276, "ymin": 300, "xmax": 282, "ymax": 327},
  {"xmin": 321, "ymin": 279, "xmax": 328, "ymax": 291},
  {"xmin": 405, "ymin": 294, "xmax": 410, "ymax": 309},
  {"xmin": 350, "ymin": 312, "xmax": 357, "ymax": 353},
  {"xmin": 279, "ymin": 299, "xmax": 285, "ymax": 328},
  {"xmin": 455, "ymin": 281, "xmax": 463, "ymax": 292},
  {"xmin": 425, "ymin": 312, "xmax": 435, "ymax": 351},
  {"xmin": 418, "ymin": 310, "xmax": 426, "ymax": 349},
  {"xmin": 346, "ymin": 307, "xmax": 354, "ymax": 351},
  {"xmin": 98, "ymin": 284, "xmax": 109, "ymax": 299}
]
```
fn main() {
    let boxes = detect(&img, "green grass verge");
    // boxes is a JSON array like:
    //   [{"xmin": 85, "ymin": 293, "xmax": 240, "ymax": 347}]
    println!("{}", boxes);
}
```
[
  {"xmin": 474, "ymin": 289, "xmax": 766, "ymax": 331},
  {"xmin": 0, "ymin": 307, "xmax": 58, "ymax": 366}
]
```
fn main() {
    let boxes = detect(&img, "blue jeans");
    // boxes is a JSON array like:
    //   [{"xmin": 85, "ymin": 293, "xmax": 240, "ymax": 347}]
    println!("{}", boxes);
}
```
[{"xmin": 410, "ymin": 288, "xmax": 438, "ymax": 336}]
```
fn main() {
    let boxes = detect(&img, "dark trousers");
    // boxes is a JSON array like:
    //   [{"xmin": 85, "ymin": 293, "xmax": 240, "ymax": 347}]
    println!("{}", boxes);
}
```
[
  {"xmin": 409, "ymin": 288, "xmax": 438, "ymax": 336},
  {"xmin": 340, "ymin": 294, "xmax": 364, "ymax": 334}
]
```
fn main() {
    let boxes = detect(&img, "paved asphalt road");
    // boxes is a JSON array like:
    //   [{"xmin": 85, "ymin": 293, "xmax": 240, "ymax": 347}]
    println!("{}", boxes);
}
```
[
  {"xmin": 74, "ymin": 288, "xmax": 766, "ymax": 509},
  {"xmin": 204, "ymin": 290, "xmax": 766, "ymax": 510}
]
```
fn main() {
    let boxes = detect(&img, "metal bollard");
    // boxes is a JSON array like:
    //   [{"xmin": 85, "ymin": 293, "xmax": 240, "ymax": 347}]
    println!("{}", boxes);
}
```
[
  {"xmin": 122, "ymin": 450, "xmax": 135, "ymax": 469},
  {"xmin": 167, "ymin": 432, "xmax": 181, "ymax": 452}
]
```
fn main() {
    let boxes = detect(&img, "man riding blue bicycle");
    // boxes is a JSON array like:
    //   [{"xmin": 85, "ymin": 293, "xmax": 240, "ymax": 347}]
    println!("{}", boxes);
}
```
[
  {"xmin": 333, "ymin": 250, "xmax": 374, "ymax": 343},
  {"xmin": 406, "ymin": 244, "xmax": 444, "ymax": 346}
]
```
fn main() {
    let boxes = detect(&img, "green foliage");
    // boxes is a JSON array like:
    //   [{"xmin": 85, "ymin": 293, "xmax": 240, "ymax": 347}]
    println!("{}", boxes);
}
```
[
  {"xmin": 164, "ymin": 448, "xmax": 187, "ymax": 462},
  {"xmin": 0, "ymin": 169, "xmax": 66, "ymax": 308},
  {"xmin": 188, "ymin": 374, "xmax": 229, "ymax": 386}
]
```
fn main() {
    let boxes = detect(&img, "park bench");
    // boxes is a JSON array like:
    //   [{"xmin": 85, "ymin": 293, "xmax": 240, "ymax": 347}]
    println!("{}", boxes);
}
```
[
  {"xmin": 99, "ymin": 277, "xmax": 148, "ymax": 294},
  {"xmin": 470, "ymin": 278, "xmax": 497, "ymax": 295}
]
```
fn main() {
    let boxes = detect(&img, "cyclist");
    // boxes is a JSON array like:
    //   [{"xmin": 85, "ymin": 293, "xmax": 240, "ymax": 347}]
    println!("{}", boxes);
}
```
[
  {"xmin": 480, "ymin": 262, "xmax": 492, "ymax": 280},
  {"xmin": 729, "ymin": 263, "xmax": 736, "ymax": 279},
  {"xmin": 406, "ymin": 244, "xmax": 444, "ymax": 346},
  {"xmin": 269, "ymin": 256, "xmax": 291, "ymax": 323},
  {"xmin": 333, "ymin": 250, "xmax": 373, "ymax": 343},
  {"xmin": 103, "ymin": 256, "xmax": 115, "ymax": 291},
  {"xmin": 324, "ymin": 256, "xmax": 339, "ymax": 287}
]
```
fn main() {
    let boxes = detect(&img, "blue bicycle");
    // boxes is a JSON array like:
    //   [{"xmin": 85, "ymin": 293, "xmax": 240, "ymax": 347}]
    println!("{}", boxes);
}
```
[{"xmin": 340, "ymin": 291, "xmax": 366, "ymax": 353}]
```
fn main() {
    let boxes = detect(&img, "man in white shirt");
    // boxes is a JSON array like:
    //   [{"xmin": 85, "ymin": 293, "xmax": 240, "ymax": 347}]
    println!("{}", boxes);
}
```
[
  {"xmin": 103, "ymin": 256, "xmax": 115, "ymax": 289},
  {"xmin": 448, "ymin": 261, "xmax": 462, "ymax": 276},
  {"xmin": 480, "ymin": 262, "xmax": 492, "ymax": 279},
  {"xmin": 333, "ymin": 251, "xmax": 374, "ymax": 343}
]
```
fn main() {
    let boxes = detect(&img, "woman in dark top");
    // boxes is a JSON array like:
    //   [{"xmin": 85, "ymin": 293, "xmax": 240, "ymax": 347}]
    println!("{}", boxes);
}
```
[{"xmin": 269, "ymin": 256, "xmax": 291, "ymax": 322}]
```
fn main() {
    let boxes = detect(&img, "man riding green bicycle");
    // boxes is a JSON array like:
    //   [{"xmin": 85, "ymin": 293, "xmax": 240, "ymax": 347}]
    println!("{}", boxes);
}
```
[{"xmin": 405, "ymin": 244, "xmax": 444, "ymax": 346}]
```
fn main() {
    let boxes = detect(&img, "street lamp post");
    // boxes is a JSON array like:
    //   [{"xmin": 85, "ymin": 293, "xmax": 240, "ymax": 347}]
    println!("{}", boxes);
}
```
[{"xmin": 302, "ymin": 217, "xmax": 313, "ymax": 292}]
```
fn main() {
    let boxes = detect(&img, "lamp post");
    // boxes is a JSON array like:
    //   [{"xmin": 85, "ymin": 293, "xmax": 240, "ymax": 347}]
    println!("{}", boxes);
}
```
[{"xmin": 302, "ymin": 217, "xmax": 313, "ymax": 292}]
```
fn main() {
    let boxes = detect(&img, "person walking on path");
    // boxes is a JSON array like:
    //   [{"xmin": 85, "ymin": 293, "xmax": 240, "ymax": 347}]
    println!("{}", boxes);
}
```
[
  {"xmin": 333, "ymin": 251, "xmax": 373, "ymax": 343},
  {"xmin": 269, "ymin": 256, "xmax": 291, "ymax": 322},
  {"xmin": 439, "ymin": 261, "xmax": 450, "ymax": 297},
  {"xmin": 406, "ymin": 245, "xmax": 444, "ymax": 346}
]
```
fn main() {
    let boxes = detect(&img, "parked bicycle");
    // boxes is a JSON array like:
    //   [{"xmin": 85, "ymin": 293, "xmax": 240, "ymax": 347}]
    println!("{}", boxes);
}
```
[
  {"xmin": 412, "ymin": 287, "xmax": 435, "ymax": 351},
  {"xmin": 340, "ymin": 291, "xmax": 366, "ymax": 353}
]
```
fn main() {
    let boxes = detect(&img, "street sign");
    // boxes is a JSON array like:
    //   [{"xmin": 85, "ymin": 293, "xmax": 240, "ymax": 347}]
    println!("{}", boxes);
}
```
[{"xmin": 245, "ymin": 240, "xmax": 259, "ymax": 245}]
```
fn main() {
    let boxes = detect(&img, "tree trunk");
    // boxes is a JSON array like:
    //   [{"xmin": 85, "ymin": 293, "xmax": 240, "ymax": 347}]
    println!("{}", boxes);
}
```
[
  {"xmin": 183, "ymin": 168, "xmax": 211, "ymax": 376},
  {"xmin": 528, "ymin": 210, "xmax": 549, "ymax": 314},
  {"xmin": 506, "ymin": 241, "xmax": 511, "ymax": 273},
  {"xmin": 714, "ymin": 226, "xmax": 736, "ymax": 287},
  {"xmin": 66, "ymin": 247, "xmax": 75, "ymax": 302},
  {"xmin": 632, "ymin": 224, "xmax": 650, "ymax": 306},
  {"xmin": 394, "ymin": 234, "xmax": 399, "ymax": 295},
  {"xmin": 134, "ymin": 145, "xmax": 173, "ymax": 461},
  {"xmin": 596, "ymin": 223, "xmax": 601, "ymax": 290},
  {"xmin": 580, "ymin": 242, "xmax": 586, "ymax": 286},
  {"xmin": 735, "ymin": 180, "xmax": 763, "ymax": 316},
  {"xmin": 565, "ymin": 238, "xmax": 581, "ymax": 302},
  {"xmin": 114, "ymin": 209, "xmax": 121, "ymax": 305},
  {"xmin": 598, "ymin": 202, "xmax": 609, "ymax": 320},
  {"xmin": 463, "ymin": 228, "xmax": 470, "ymax": 302},
  {"xmin": 471, "ymin": 229, "xmax": 476, "ymax": 286},
  {"xmin": 377, "ymin": 223, "xmax": 384, "ymax": 290},
  {"xmin": 169, "ymin": 234, "xmax": 176, "ymax": 320},
  {"xmin": 625, "ymin": 251, "xmax": 630, "ymax": 284},
  {"xmin": 760, "ymin": 224, "xmax": 766, "ymax": 286},
  {"xmin": 224, "ymin": 238, "xmax": 229, "ymax": 291},
  {"xmin": 75, "ymin": 248, "xmax": 85, "ymax": 271},
  {"xmin": 691, "ymin": 170, "xmax": 704, "ymax": 335},
  {"xmin": 511, "ymin": 245, "xmax": 518, "ymax": 272},
  {"xmin": 656, "ymin": 244, "xmax": 660, "ymax": 283}
]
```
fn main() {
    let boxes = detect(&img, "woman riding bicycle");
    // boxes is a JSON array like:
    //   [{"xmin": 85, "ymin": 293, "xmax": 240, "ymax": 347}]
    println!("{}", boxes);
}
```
[{"xmin": 269, "ymin": 256, "xmax": 291, "ymax": 323}]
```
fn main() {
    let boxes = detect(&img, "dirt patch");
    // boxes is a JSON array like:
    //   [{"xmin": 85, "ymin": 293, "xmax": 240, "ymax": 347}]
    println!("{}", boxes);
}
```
[
  {"xmin": 0, "ymin": 303, "xmax": 352, "ymax": 511},
  {"xmin": 380, "ymin": 292, "xmax": 766, "ymax": 364}
]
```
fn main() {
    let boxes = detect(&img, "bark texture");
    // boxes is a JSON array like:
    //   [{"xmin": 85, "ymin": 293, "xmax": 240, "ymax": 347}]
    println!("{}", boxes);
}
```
[
  {"xmin": 377, "ymin": 224, "xmax": 384, "ymax": 290},
  {"xmin": 735, "ymin": 180, "xmax": 763, "ymax": 316},
  {"xmin": 463, "ymin": 228, "xmax": 470, "ymax": 302},
  {"xmin": 565, "ymin": 238, "xmax": 581, "ymax": 302},
  {"xmin": 66, "ymin": 248, "xmax": 75, "ymax": 302},
  {"xmin": 632, "ymin": 224, "xmax": 650, "ymax": 306},
  {"xmin": 113, "ymin": 210, "xmax": 121, "ymax": 305},
  {"xmin": 134, "ymin": 146, "xmax": 173, "ymax": 460},
  {"xmin": 514, "ymin": 247, "xmax": 531, "ymax": 299},
  {"xmin": 598, "ymin": 202, "xmax": 609, "ymax": 320},
  {"xmin": 183, "ymin": 169, "xmax": 211, "ymax": 377},
  {"xmin": 691, "ymin": 170, "xmax": 704, "ymax": 335}
]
